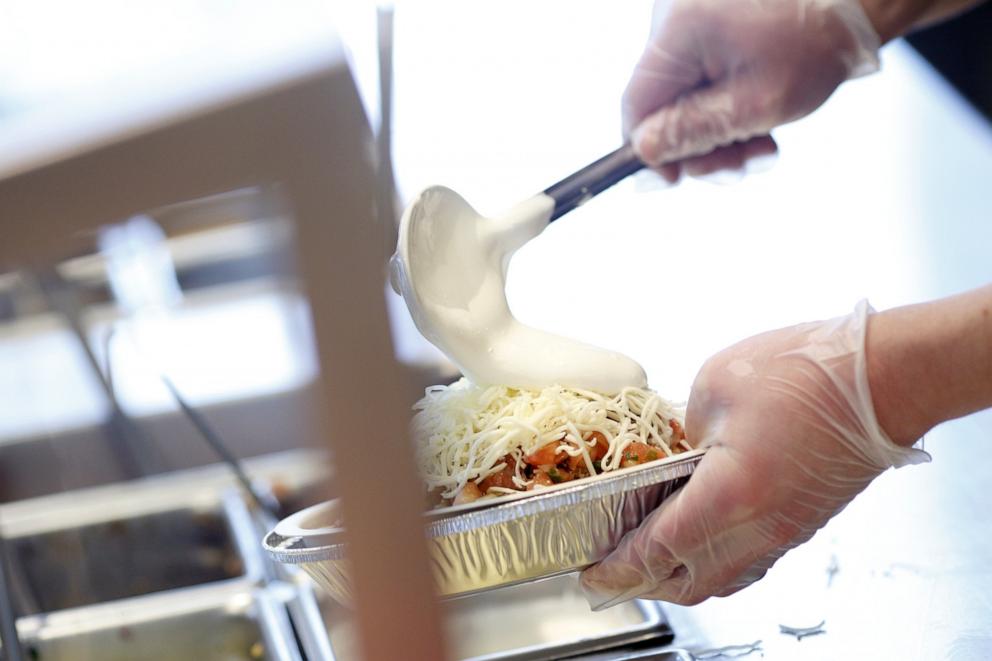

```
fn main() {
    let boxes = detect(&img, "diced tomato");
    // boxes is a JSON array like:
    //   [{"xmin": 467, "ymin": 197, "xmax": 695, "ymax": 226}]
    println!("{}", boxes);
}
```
[
  {"xmin": 525, "ymin": 441, "xmax": 564, "ymax": 466},
  {"xmin": 527, "ymin": 465, "xmax": 571, "ymax": 489},
  {"xmin": 479, "ymin": 456, "xmax": 518, "ymax": 492},
  {"xmin": 565, "ymin": 454, "xmax": 585, "ymax": 473},
  {"xmin": 565, "ymin": 432, "xmax": 610, "ymax": 472},
  {"xmin": 619, "ymin": 441, "xmax": 662, "ymax": 468},
  {"xmin": 587, "ymin": 432, "xmax": 610, "ymax": 461},
  {"xmin": 669, "ymin": 419, "xmax": 686, "ymax": 441}
]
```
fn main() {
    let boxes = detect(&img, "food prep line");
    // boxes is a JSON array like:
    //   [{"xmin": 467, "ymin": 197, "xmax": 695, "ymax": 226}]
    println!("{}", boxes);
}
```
[{"xmin": 0, "ymin": 449, "xmax": 700, "ymax": 660}]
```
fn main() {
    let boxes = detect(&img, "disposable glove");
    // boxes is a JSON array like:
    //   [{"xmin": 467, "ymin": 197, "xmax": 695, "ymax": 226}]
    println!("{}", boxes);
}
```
[
  {"xmin": 581, "ymin": 301, "xmax": 929, "ymax": 608},
  {"xmin": 624, "ymin": 0, "xmax": 882, "ymax": 182}
]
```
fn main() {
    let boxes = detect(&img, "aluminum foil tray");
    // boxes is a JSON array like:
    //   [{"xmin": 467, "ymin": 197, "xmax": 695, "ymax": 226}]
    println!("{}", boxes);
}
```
[{"xmin": 264, "ymin": 449, "xmax": 704, "ymax": 603}]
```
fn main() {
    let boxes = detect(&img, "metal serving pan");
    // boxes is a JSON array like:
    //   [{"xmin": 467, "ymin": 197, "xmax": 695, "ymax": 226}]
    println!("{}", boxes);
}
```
[
  {"xmin": 264, "ymin": 449, "xmax": 704, "ymax": 603},
  {"xmin": 6, "ymin": 492, "xmax": 262, "ymax": 616},
  {"xmin": 318, "ymin": 572, "xmax": 673, "ymax": 661},
  {"xmin": 571, "ymin": 649, "xmax": 694, "ymax": 661},
  {"xmin": 9, "ymin": 582, "xmax": 300, "ymax": 661}
]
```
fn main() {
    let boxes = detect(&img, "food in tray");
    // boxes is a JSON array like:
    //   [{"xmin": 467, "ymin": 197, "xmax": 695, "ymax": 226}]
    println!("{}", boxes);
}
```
[{"xmin": 414, "ymin": 378, "xmax": 690, "ymax": 507}]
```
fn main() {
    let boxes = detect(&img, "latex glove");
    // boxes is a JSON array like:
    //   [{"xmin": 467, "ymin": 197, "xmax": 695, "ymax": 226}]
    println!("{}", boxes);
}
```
[
  {"xmin": 624, "ymin": 0, "xmax": 882, "ymax": 182},
  {"xmin": 581, "ymin": 302, "xmax": 929, "ymax": 608}
]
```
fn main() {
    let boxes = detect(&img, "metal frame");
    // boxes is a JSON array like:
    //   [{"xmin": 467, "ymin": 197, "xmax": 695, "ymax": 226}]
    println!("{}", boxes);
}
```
[{"xmin": 0, "ymin": 36, "xmax": 445, "ymax": 660}]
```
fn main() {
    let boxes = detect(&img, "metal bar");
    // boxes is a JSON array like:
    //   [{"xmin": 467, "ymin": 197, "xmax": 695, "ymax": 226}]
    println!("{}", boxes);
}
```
[
  {"xmin": 0, "ymin": 533, "xmax": 24, "ymax": 661},
  {"xmin": 542, "ymin": 144, "xmax": 643, "ymax": 221},
  {"xmin": 375, "ymin": 3, "xmax": 400, "ymax": 257},
  {"xmin": 160, "ymin": 375, "xmax": 281, "ymax": 520},
  {"xmin": 35, "ymin": 270, "xmax": 162, "ymax": 479}
]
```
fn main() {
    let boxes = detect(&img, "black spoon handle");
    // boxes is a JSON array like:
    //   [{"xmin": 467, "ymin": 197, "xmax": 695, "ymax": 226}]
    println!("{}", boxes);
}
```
[{"xmin": 542, "ymin": 143, "xmax": 644, "ymax": 222}]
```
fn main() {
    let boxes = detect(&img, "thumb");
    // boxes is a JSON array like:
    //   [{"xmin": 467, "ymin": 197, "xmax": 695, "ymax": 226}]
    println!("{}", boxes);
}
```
[{"xmin": 631, "ymin": 76, "xmax": 779, "ymax": 166}]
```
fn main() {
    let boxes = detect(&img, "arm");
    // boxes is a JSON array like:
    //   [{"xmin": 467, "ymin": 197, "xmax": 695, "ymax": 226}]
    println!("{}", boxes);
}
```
[
  {"xmin": 868, "ymin": 285, "xmax": 992, "ymax": 446},
  {"xmin": 861, "ymin": 0, "xmax": 987, "ymax": 42}
]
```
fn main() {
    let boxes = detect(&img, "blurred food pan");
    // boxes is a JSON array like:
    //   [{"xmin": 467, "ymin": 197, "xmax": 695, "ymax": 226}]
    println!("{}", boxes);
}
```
[
  {"xmin": 318, "ymin": 572, "xmax": 673, "ymax": 661},
  {"xmin": 12, "ymin": 583, "xmax": 300, "ymax": 661},
  {"xmin": 5, "ymin": 490, "xmax": 262, "ymax": 616},
  {"xmin": 264, "ymin": 449, "xmax": 703, "ymax": 602}
]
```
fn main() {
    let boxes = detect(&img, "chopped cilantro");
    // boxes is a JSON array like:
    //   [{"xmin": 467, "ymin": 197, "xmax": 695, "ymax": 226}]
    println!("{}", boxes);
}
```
[
  {"xmin": 647, "ymin": 450, "xmax": 659, "ymax": 461},
  {"xmin": 547, "ymin": 468, "xmax": 563, "ymax": 483}
]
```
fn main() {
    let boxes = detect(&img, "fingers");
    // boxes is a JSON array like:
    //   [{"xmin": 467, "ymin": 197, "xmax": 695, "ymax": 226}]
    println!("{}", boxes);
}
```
[
  {"xmin": 714, "ymin": 565, "xmax": 768, "ymax": 598},
  {"xmin": 652, "ymin": 162, "xmax": 683, "ymax": 185},
  {"xmin": 582, "ymin": 446, "xmax": 788, "ymax": 607},
  {"xmin": 682, "ymin": 135, "xmax": 778, "ymax": 179},
  {"xmin": 622, "ymin": 5, "xmax": 705, "ymax": 134},
  {"xmin": 642, "ymin": 135, "xmax": 777, "ymax": 186},
  {"xmin": 632, "ymin": 74, "xmax": 784, "ymax": 168},
  {"xmin": 625, "ymin": 19, "xmax": 780, "ymax": 187}
]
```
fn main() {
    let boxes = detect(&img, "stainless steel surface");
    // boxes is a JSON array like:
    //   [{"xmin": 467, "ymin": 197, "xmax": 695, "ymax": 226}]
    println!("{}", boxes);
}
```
[
  {"xmin": 11, "ymin": 583, "xmax": 297, "ymax": 661},
  {"xmin": 36, "ymin": 269, "xmax": 164, "ymax": 480},
  {"xmin": 251, "ymin": 504, "xmax": 337, "ymax": 661},
  {"xmin": 320, "ymin": 573, "xmax": 672, "ymax": 661},
  {"xmin": 6, "ymin": 495, "xmax": 255, "ymax": 616},
  {"xmin": 448, "ymin": 578, "xmax": 671, "ymax": 661},
  {"xmin": 0, "ymin": 449, "xmax": 328, "ymax": 531},
  {"xmin": 0, "ymin": 536, "xmax": 23, "ymax": 661},
  {"xmin": 265, "ymin": 450, "xmax": 702, "ymax": 601},
  {"xmin": 160, "ymin": 374, "xmax": 281, "ymax": 519},
  {"xmin": 283, "ymin": 577, "xmax": 337, "ymax": 661},
  {"xmin": 579, "ymin": 650, "xmax": 694, "ymax": 661},
  {"xmin": 0, "ymin": 385, "xmax": 325, "ymax": 503},
  {"xmin": 542, "ymin": 143, "xmax": 644, "ymax": 221},
  {"xmin": 0, "ymin": 452, "xmax": 327, "ymax": 660}
]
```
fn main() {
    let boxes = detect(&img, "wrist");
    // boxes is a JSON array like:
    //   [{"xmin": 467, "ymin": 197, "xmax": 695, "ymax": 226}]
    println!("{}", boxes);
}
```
[
  {"xmin": 857, "ymin": 0, "xmax": 928, "ymax": 43},
  {"xmin": 865, "ymin": 308, "xmax": 935, "ymax": 446},
  {"xmin": 866, "ymin": 286, "xmax": 992, "ymax": 447}
]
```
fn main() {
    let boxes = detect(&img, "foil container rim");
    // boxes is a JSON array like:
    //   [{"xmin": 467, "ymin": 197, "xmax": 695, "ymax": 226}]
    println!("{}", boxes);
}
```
[{"xmin": 264, "ymin": 449, "xmax": 704, "ymax": 565}]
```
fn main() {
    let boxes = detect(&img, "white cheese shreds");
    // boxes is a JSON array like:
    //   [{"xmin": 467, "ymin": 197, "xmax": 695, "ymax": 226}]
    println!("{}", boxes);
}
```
[{"xmin": 412, "ymin": 378, "xmax": 687, "ymax": 499}]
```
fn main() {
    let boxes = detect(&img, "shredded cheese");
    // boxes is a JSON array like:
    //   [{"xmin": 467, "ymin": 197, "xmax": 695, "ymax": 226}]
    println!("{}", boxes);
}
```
[{"xmin": 413, "ymin": 378, "xmax": 687, "ymax": 499}]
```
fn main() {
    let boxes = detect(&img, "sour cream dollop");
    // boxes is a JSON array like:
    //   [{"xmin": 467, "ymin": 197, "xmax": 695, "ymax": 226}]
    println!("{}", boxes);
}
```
[{"xmin": 391, "ymin": 185, "xmax": 646, "ymax": 394}]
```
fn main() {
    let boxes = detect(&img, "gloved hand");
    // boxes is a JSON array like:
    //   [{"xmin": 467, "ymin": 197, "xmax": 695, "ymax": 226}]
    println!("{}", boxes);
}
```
[
  {"xmin": 624, "ymin": 0, "xmax": 883, "ymax": 182},
  {"xmin": 581, "ymin": 301, "xmax": 929, "ymax": 608}
]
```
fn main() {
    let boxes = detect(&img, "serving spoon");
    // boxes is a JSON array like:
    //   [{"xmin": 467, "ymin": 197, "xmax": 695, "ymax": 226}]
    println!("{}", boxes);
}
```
[{"xmin": 391, "ymin": 144, "xmax": 647, "ymax": 394}]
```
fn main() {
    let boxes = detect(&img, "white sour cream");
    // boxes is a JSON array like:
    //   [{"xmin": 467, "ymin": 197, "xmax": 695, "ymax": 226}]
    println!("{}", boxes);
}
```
[{"xmin": 391, "ymin": 185, "xmax": 647, "ymax": 394}]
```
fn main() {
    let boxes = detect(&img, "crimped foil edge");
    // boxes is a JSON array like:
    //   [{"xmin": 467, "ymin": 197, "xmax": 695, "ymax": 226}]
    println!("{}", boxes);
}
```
[
  {"xmin": 428, "ymin": 454, "xmax": 699, "ymax": 537},
  {"xmin": 265, "ymin": 451, "xmax": 703, "ymax": 565},
  {"xmin": 263, "ymin": 532, "xmax": 346, "ymax": 564}
]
